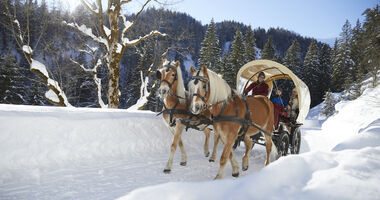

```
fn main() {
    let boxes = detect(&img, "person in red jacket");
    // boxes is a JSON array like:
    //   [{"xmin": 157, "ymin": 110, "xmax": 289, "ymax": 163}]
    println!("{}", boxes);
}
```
[{"xmin": 243, "ymin": 72, "xmax": 269, "ymax": 96}]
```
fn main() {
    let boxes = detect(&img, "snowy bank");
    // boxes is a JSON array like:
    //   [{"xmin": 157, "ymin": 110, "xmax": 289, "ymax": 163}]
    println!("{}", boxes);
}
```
[
  {"xmin": 0, "ymin": 104, "xmax": 205, "ymax": 172},
  {"xmin": 0, "ymin": 85, "xmax": 379, "ymax": 200},
  {"xmin": 118, "ymin": 85, "xmax": 380, "ymax": 200}
]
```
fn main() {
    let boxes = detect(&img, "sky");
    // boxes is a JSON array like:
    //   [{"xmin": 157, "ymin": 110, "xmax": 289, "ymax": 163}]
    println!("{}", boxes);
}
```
[
  {"xmin": 166, "ymin": 0, "xmax": 378, "ymax": 39},
  {"xmin": 62, "ymin": 0, "xmax": 379, "ymax": 39}
]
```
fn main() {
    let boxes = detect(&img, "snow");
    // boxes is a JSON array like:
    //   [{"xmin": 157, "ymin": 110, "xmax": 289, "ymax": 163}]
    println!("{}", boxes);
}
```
[
  {"xmin": 1, "ymin": 85, "xmax": 380, "ymax": 200},
  {"xmin": 104, "ymin": 25, "xmax": 111, "ymax": 38},
  {"xmin": 22, "ymin": 45, "xmax": 33, "ymax": 54},
  {"xmin": 45, "ymin": 89, "xmax": 59, "ymax": 103},
  {"xmin": 183, "ymin": 53, "xmax": 195, "ymax": 73},
  {"xmin": 127, "ymin": 73, "xmax": 149, "ymax": 111},
  {"xmin": 13, "ymin": 20, "xmax": 23, "ymax": 41},
  {"xmin": 116, "ymin": 43, "xmax": 123, "ymax": 54},
  {"xmin": 64, "ymin": 21, "xmax": 108, "ymax": 49},
  {"xmin": 30, "ymin": 58, "xmax": 49, "ymax": 78}
]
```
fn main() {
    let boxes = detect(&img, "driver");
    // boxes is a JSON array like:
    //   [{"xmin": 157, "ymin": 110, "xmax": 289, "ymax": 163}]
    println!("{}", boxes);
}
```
[{"xmin": 243, "ymin": 72, "xmax": 269, "ymax": 97}]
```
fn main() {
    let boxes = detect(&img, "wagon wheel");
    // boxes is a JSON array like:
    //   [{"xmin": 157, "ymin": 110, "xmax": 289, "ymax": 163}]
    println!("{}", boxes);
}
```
[
  {"xmin": 277, "ymin": 132, "xmax": 289, "ymax": 157},
  {"xmin": 291, "ymin": 127, "xmax": 301, "ymax": 154}
]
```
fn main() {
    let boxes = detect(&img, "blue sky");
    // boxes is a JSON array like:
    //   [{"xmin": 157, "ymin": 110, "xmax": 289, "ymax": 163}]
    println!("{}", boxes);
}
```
[
  {"xmin": 163, "ymin": 0, "xmax": 378, "ymax": 39},
  {"xmin": 61, "ymin": 0, "xmax": 378, "ymax": 39}
]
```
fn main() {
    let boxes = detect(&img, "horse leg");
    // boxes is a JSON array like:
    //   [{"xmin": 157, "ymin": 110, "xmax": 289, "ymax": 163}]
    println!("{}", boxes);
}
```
[
  {"xmin": 209, "ymin": 131, "xmax": 219, "ymax": 162},
  {"xmin": 215, "ymin": 137, "xmax": 234, "ymax": 179},
  {"xmin": 178, "ymin": 137, "xmax": 187, "ymax": 166},
  {"xmin": 164, "ymin": 122, "xmax": 185, "ymax": 173},
  {"xmin": 263, "ymin": 134, "xmax": 273, "ymax": 166},
  {"xmin": 242, "ymin": 134, "xmax": 253, "ymax": 171},
  {"xmin": 229, "ymin": 150, "xmax": 239, "ymax": 177},
  {"xmin": 203, "ymin": 128, "xmax": 211, "ymax": 157}
]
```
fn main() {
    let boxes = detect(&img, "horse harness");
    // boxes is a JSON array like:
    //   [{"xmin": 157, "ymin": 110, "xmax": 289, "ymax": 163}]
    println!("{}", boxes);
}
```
[
  {"xmin": 157, "ymin": 100, "xmax": 213, "ymax": 131},
  {"xmin": 157, "ymin": 65, "xmax": 212, "ymax": 130},
  {"xmin": 211, "ymin": 95, "xmax": 272, "ymax": 138},
  {"xmin": 158, "ymin": 64, "xmax": 178, "ymax": 90},
  {"xmin": 190, "ymin": 69, "xmax": 210, "ymax": 105}
]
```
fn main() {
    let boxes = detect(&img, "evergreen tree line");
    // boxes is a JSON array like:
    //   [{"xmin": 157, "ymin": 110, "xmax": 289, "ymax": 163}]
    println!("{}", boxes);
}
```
[
  {"xmin": 322, "ymin": 5, "xmax": 379, "ymax": 116},
  {"xmin": 198, "ymin": 5, "xmax": 379, "ymax": 108},
  {"xmin": 1, "ymin": 1, "xmax": 377, "ymax": 110}
]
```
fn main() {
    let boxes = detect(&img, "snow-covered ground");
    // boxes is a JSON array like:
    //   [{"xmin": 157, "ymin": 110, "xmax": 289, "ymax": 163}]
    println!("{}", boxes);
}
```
[{"xmin": 1, "ymin": 85, "xmax": 379, "ymax": 200}]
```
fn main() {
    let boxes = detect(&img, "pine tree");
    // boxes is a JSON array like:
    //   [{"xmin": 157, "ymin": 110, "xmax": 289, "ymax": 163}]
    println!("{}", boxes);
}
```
[
  {"xmin": 303, "ymin": 40, "xmax": 322, "ymax": 107},
  {"xmin": 350, "ymin": 19, "xmax": 364, "ymax": 80},
  {"xmin": 322, "ymin": 89, "xmax": 335, "ymax": 117},
  {"xmin": 244, "ymin": 26, "xmax": 256, "ymax": 62},
  {"xmin": 226, "ymin": 28, "xmax": 245, "ymax": 87},
  {"xmin": 332, "ymin": 20, "xmax": 354, "ymax": 91},
  {"xmin": 319, "ymin": 44, "xmax": 333, "ymax": 91},
  {"xmin": 261, "ymin": 35, "xmax": 275, "ymax": 60},
  {"xmin": 0, "ymin": 51, "xmax": 25, "ymax": 104},
  {"xmin": 361, "ymin": 5, "xmax": 380, "ymax": 88},
  {"xmin": 283, "ymin": 39, "xmax": 302, "ymax": 76},
  {"xmin": 198, "ymin": 19, "xmax": 221, "ymax": 73},
  {"xmin": 273, "ymin": 53, "xmax": 283, "ymax": 64},
  {"xmin": 220, "ymin": 53, "xmax": 229, "ymax": 78}
]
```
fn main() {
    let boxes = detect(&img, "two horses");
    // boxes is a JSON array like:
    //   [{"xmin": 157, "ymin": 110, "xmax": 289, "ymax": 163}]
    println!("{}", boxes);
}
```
[
  {"xmin": 157, "ymin": 61, "xmax": 276, "ymax": 179},
  {"xmin": 156, "ymin": 61, "xmax": 218, "ymax": 173}
]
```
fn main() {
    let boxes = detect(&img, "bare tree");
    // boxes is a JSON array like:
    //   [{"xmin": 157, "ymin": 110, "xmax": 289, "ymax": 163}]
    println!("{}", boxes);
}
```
[
  {"xmin": 3, "ymin": 0, "xmax": 72, "ymax": 107},
  {"xmin": 71, "ymin": 44, "xmax": 107, "ymax": 108},
  {"xmin": 66, "ymin": 0, "xmax": 166, "ymax": 108}
]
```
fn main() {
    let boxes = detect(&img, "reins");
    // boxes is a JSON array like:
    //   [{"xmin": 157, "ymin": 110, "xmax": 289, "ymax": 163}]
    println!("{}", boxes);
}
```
[
  {"xmin": 156, "ymin": 64, "xmax": 212, "ymax": 130},
  {"xmin": 190, "ymin": 69, "xmax": 272, "ymax": 137},
  {"xmin": 211, "ymin": 95, "xmax": 272, "ymax": 137}
]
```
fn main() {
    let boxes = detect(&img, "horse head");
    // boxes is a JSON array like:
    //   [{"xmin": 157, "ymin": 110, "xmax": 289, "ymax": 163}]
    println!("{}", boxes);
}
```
[
  {"xmin": 156, "ymin": 60, "xmax": 181, "ymax": 100},
  {"xmin": 188, "ymin": 65, "xmax": 211, "ymax": 115}
]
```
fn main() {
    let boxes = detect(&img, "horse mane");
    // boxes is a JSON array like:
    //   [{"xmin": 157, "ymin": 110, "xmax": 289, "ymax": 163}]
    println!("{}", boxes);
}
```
[
  {"xmin": 207, "ymin": 69, "xmax": 232, "ymax": 104},
  {"xmin": 173, "ymin": 62, "xmax": 187, "ymax": 104}
]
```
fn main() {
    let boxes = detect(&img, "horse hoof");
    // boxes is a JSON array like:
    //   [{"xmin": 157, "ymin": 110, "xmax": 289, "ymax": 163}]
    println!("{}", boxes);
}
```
[
  {"xmin": 205, "ymin": 152, "xmax": 210, "ymax": 157},
  {"xmin": 242, "ymin": 166, "xmax": 248, "ymax": 171},
  {"xmin": 163, "ymin": 169, "xmax": 171, "ymax": 174},
  {"xmin": 209, "ymin": 159, "xmax": 215, "ymax": 162},
  {"xmin": 180, "ymin": 162, "xmax": 187, "ymax": 166},
  {"xmin": 232, "ymin": 172, "xmax": 239, "ymax": 177}
]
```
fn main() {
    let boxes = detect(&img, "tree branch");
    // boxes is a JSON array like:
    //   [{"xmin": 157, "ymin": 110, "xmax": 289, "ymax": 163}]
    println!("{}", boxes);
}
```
[
  {"xmin": 122, "ymin": 0, "xmax": 152, "ymax": 37},
  {"xmin": 124, "ymin": 30, "xmax": 166, "ymax": 47}
]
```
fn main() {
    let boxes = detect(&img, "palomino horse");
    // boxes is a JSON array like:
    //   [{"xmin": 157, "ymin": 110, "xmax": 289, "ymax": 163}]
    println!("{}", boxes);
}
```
[
  {"xmin": 156, "ymin": 60, "xmax": 217, "ymax": 173},
  {"xmin": 188, "ymin": 65, "xmax": 276, "ymax": 179}
]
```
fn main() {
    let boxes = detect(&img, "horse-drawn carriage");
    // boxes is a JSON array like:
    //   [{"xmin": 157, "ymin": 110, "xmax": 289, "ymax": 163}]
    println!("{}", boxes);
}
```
[
  {"xmin": 156, "ymin": 59, "xmax": 310, "ymax": 179},
  {"xmin": 236, "ymin": 59, "xmax": 311, "ymax": 156}
]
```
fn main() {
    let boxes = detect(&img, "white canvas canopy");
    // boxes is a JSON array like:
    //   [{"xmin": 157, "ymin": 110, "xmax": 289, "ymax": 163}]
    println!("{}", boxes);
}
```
[{"xmin": 236, "ymin": 59, "xmax": 311, "ymax": 124}]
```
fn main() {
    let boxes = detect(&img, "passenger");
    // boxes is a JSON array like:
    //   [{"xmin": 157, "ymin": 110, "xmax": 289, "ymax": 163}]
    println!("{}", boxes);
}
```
[
  {"xmin": 243, "ymin": 72, "xmax": 269, "ymax": 96},
  {"xmin": 272, "ymin": 89, "xmax": 290, "ymax": 128},
  {"xmin": 272, "ymin": 89, "xmax": 290, "ymax": 110},
  {"xmin": 288, "ymin": 88, "xmax": 299, "ymax": 121}
]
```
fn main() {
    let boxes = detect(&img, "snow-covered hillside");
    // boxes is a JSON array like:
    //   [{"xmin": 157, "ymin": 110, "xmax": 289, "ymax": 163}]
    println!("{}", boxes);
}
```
[{"xmin": 0, "ymin": 85, "xmax": 379, "ymax": 200}]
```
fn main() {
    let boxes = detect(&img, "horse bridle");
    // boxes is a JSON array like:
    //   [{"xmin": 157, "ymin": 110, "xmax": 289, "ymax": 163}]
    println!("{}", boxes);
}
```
[
  {"xmin": 157, "ymin": 64, "xmax": 178, "ymax": 90},
  {"xmin": 190, "ymin": 69, "xmax": 210, "ymax": 106}
]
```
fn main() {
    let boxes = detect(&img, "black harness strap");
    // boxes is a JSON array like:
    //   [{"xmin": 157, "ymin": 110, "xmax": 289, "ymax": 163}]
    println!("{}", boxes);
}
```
[
  {"xmin": 159, "ymin": 65, "xmax": 178, "ymax": 90},
  {"xmin": 190, "ymin": 69, "xmax": 210, "ymax": 105},
  {"xmin": 212, "ymin": 96, "xmax": 272, "ymax": 137}
]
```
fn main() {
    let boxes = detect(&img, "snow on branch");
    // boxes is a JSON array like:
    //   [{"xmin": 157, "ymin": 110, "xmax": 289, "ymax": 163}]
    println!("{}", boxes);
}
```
[
  {"xmin": 22, "ymin": 45, "xmax": 33, "ymax": 55},
  {"xmin": 79, "ymin": 0, "xmax": 99, "ymax": 15},
  {"xmin": 64, "ymin": 21, "xmax": 108, "ymax": 49},
  {"xmin": 121, "ymin": 0, "xmax": 132, "ymax": 5},
  {"xmin": 120, "ymin": 15, "xmax": 133, "ymax": 37},
  {"xmin": 123, "ymin": 30, "xmax": 167, "ymax": 47},
  {"xmin": 71, "ymin": 55, "xmax": 107, "ymax": 108},
  {"xmin": 31, "ymin": 59, "xmax": 72, "ymax": 107},
  {"xmin": 121, "ymin": 0, "xmax": 152, "ymax": 36}
]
